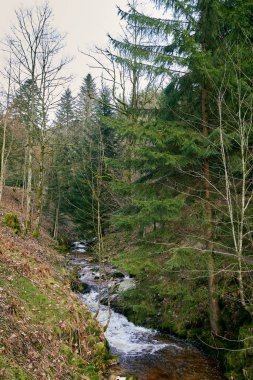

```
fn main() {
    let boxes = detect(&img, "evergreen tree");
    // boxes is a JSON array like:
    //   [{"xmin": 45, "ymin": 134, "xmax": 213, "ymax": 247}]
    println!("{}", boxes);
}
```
[
  {"xmin": 102, "ymin": 0, "xmax": 253, "ymax": 339},
  {"xmin": 12, "ymin": 79, "xmax": 42, "ymax": 134},
  {"xmin": 55, "ymin": 88, "xmax": 75, "ymax": 131},
  {"xmin": 76, "ymin": 73, "xmax": 98, "ymax": 135},
  {"xmin": 97, "ymin": 85, "xmax": 117, "ymax": 159},
  {"xmin": 47, "ymin": 87, "xmax": 77, "ymax": 238}
]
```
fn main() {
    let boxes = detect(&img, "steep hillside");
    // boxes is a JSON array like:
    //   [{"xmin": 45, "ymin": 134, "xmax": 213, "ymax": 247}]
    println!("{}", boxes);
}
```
[{"xmin": 0, "ymin": 187, "xmax": 109, "ymax": 380}]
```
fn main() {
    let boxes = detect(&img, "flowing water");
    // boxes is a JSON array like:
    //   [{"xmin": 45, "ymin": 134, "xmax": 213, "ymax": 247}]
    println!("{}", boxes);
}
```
[{"xmin": 69, "ymin": 243, "xmax": 225, "ymax": 380}]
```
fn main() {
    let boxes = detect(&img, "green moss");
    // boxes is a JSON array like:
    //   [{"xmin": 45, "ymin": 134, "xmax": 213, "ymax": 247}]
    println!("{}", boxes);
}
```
[
  {"xmin": 70, "ymin": 268, "xmax": 89, "ymax": 293},
  {"xmin": 86, "ymin": 319, "xmax": 101, "ymax": 336},
  {"xmin": 112, "ymin": 247, "xmax": 160, "ymax": 277},
  {"xmin": 0, "ymin": 226, "xmax": 109, "ymax": 379},
  {"xmin": 4, "ymin": 213, "xmax": 21, "ymax": 235},
  {"xmin": 0, "ymin": 279, "xmax": 7, "ymax": 287},
  {"xmin": 0, "ymin": 354, "xmax": 34, "ymax": 380},
  {"xmin": 60, "ymin": 344, "xmax": 103, "ymax": 380},
  {"xmin": 11, "ymin": 276, "xmax": 68, "ymax": 324},
  {"xmin": 83, "ymin": 365, "xmax": 100, "ymax": 380},
  {"xmin": 32, "ymin": 228, "xmax": 39, "ymax": 238},
  {"xmin": 96, "ymin": 341, "xmax": 110, "ymax": 360},
  {"xmin": 223, "ymin": 323, "xmax": 253, "ymax": 380},
  {"xmin": 57, "ymin": 235, "xmax": 70, "ymax": 253},
  {"xmin": 88, "ymin": 335, "xmax": 99, "ymax": 346},
  {"xmin": 110, "ymin": 242, "xmax": 210, "ymax": 336}
]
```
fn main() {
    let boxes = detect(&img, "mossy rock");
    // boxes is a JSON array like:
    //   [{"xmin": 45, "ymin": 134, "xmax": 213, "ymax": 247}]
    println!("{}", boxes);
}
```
[
  {"xmin": 4, "ymin": 213, "xmax": 21, "ymax": 234},
  {"xmin": 71, "ymin": 279, "xmax": 89, "ymax": 293},
  {"xmin": 70, "ymin": 267, "xmax": 89, "ymax": 293},
  {"xmin": 112, "ymin": 271, "xmax": 125, "ymax": 279}
]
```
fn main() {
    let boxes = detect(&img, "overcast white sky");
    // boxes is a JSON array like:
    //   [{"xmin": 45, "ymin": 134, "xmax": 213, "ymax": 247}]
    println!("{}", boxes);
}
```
[{"xmin": 0, "ymin": 0, "xmax": 132, "ymax": 94}]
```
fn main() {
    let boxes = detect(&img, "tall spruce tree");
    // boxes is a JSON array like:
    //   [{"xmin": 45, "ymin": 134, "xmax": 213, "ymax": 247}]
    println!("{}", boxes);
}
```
[
  {"xmin": 104, "ymin": 0, "xmax": 229, "ymax": 335},
  {"xmin": 55, "ymin": 88, "xmax": 75, "ymax": 132},
  {"xmin": 114, "ymin": 0, "xmax": 253, "ymax": 337},
  {"xmin": 46, "ymin": 87, "xmax": 77, "ymax": 238},
  {"xmin": 76, "ymin": 73, "xmax": 98, "ymax": 135}
]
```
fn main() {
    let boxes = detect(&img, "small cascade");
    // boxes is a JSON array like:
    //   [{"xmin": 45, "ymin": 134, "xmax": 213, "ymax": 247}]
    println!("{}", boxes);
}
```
[
  {"xmin": 69, "ymin": 242, "xmax": 224, "ymax": 380},
  {"xmin": 80, "ymin": 289, "xmax": 172, "ymax": 356}
]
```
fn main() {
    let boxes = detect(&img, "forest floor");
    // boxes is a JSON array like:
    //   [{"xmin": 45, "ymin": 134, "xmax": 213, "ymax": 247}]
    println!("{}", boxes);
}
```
[{"xmin": 0, "ymin": 187, "xmax": 110, "ymax": 380}]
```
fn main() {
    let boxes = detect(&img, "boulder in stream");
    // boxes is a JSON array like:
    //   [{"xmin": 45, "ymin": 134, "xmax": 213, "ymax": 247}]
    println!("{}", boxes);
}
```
[{"xmin": 118, "ymin": 278, "xmax": 136, "ymax": 293}]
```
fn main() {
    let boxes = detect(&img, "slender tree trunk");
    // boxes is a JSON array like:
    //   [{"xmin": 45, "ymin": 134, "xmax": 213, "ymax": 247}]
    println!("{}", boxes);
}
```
[
  {"xmin": 53, "ymin": 186, "xmax": 60, "ymax": 240},
  {"xmin": 202, "ymin": 86, "xmax": 220, "ymax": 335},
  {"xmin": 237, "ymin": 94, "xmax": 247, "ymax": 308},
  {"xmin": 217, "ymin": 94, "xmax": 247, "ymax": 310},
  {"xmin": 34, "ymin": 143, "xmax": 45, "ymax": 235},
  {"xmin": 21, "ymin": 144, "xmax": 28, "ymax": 209},
  {"xmin": 0, "ymin": 117, "xmax": 7, "ymax": 203},
  {"xmin": 0, "ymin": 56, "xmax": 12, "ymax": 204},
  {"xmin": 95, "ymin": 197, "xmax": 102, "ymax": 318},
  {"xmin": 25, "ymin": 72, "xmax": 36, "ymax": 233},
  {"xmin": 26, "ymin": 134, "xmax": 33, "ymax": 232}
]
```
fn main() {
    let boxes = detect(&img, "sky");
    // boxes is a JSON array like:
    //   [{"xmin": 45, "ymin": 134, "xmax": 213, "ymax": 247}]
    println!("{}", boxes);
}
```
[
  {"xmin": 0, "ymin": 0, "xmax": 167, "ymax": 110},
  {"xmin": 0, "ymin": 0, "xmax": 130, "ymax": 94}
]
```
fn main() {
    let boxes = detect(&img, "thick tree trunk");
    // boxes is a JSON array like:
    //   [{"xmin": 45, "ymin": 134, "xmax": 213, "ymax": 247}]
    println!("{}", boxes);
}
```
[{"xmin": 202, "ymin": 86, "xmax": 220, "ymax": 335}]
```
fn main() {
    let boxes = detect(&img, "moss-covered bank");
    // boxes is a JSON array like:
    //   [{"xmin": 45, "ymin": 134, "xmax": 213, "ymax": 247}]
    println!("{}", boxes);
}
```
[
  {"xmin": 100, "ymin": 231, "xmax": 253, "ymax": 380},
  {"xmin": 0, "ymin": 216, "xmax": 110, "ymax": 379}
]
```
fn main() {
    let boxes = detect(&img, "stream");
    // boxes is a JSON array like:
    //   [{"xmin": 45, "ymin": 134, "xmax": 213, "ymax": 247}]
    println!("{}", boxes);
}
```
[{"xmin": 69, "ymin": 242, "xmax": 225, "ymax": 380}]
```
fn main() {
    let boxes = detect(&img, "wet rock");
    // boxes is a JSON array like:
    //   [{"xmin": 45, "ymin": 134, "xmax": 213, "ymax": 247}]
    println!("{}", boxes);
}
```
[
  {"xmin": 70, "ymin": 241, "xmax": 87, "ymax": 253},
  {"xmin": 112, "ymin": 272, "xmax": 125, "ymax": 279},
  {"xmin": 71, "ymin": 279, "xmax": 89, "ymax": 293},
  {"xmin": 109, "ymin": 376, "xmax": 137, "ymax": 380},
  {"xmin": 94, "ymin": 273, "xmax": 106, "ymax": 280},
  {"xmin": 70, "ymin": 267, "xmax": 89, "ymax": 293},
  {"xmin": 118, "ymin": 278, "xmax": 136, "ymax": 293}
]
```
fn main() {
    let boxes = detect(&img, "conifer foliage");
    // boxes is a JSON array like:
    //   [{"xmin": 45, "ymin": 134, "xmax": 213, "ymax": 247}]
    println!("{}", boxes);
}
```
[{"xmin": 0, "ymin": 1, "xmax": 253, "ymax": 378}]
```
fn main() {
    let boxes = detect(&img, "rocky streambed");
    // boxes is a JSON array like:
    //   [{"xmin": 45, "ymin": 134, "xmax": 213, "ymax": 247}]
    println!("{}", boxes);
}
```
[{"xmin": 68, "ymin": 242, "xmax": 225, "ymax": 380}]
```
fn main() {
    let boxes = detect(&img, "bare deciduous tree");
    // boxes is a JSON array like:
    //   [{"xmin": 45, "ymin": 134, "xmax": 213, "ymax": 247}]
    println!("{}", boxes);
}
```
[{"xmin": 6, "ymin": 3, "xmax": 71, "ymax": 234}]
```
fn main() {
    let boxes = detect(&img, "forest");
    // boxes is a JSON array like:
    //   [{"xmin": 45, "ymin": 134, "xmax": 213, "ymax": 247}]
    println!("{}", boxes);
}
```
[{"xmin": 0, "ymin": 0, "xmax": 253, "ymax": 379}]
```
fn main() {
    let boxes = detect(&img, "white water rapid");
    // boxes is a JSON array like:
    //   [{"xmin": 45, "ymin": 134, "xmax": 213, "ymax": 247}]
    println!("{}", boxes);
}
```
[{"xmin": 69, "ymin": 242, "xmax": 225, "ymax": 380}]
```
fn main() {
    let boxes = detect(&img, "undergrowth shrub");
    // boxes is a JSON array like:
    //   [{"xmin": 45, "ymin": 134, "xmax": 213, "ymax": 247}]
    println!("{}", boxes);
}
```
[{"xmin": 4, "ymin": 213, "xmax": 21, "ymax": 234}]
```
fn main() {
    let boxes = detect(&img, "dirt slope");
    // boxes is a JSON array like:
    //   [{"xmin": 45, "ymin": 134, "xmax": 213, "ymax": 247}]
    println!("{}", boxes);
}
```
[{"xmin": 0, "ymin": 187, "xmax": 109, "ymax": 380}]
